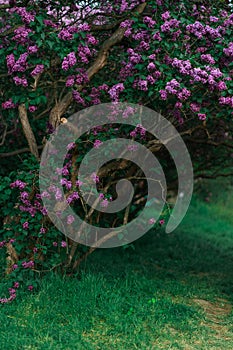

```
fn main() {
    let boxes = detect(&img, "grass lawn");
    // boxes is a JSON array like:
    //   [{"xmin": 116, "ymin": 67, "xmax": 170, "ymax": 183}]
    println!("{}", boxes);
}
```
[{"xmin": 0, "ymin": 192, "xmax": 233, "ymax": 349}]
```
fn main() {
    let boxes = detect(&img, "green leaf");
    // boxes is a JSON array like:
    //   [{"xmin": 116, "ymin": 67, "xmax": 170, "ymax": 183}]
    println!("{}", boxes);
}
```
[
  {"xmin": 36, "ymin": 15, "xmax": 44, "ymax": 26},
  {"xmin": 47, "ymin": 41, "xmax": 54, "ymax": 49}
]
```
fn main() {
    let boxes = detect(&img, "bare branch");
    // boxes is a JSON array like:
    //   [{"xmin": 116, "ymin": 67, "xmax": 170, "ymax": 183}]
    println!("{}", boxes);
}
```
[
  {"xmin": 0, "ymin": 145, "xmax": 43, "ymax": 158},
  {"xmin": 0, "ymin": 120, "xmax": 7, "ymax": 146},
  {"xmin": 195, "ymin": 172, "xmax": 233, "ymax": 180},
  {"xmin": 18, "ymin": 104, "xmax": 40, "ymax": 160}
]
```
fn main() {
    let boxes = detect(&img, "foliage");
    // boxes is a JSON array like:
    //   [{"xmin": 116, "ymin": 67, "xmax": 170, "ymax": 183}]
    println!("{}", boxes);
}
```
[{"xmin": 0, "ymin": 0, "xmax": 233, "ymax": 301}]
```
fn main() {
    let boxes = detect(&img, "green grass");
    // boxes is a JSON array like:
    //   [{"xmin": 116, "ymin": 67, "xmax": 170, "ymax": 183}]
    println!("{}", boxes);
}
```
[{"xmin": 0, "ymin": 191, "xmax": 233, "ymax": 349}]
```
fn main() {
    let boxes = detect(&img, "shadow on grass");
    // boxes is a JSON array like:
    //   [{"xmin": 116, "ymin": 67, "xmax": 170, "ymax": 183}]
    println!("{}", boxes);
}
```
[
  {"xmin": 0, "ymin": 197, "xmax": 233, "ymax": 349},
  {"xmin": 85, "ymin": 197, "xmax": 233, "ymax": 299}
]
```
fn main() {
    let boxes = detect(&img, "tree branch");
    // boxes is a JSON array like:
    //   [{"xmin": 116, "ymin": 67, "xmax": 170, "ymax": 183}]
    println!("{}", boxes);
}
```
[
  {"xmin": 18, "ymin": 104, "xmax": 40, "ymax": 160},
  {"xmin": 195, "ymin": 172, "xmax": 233, "ymax": 180},
  {"xmin": 0, "ymin": 145, "xmax": 43, "ymax": 158}
]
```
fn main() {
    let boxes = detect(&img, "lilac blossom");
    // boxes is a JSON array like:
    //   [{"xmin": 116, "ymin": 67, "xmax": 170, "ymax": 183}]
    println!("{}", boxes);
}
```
[
  {"xmin": 201, "ymin": 54, "xmax": 215, "ymax": 64},
  {"xmin": 31, "ymin": 64, "xmax": 44, "ymax": 77},
  {"xmin": 161, "ymin": 11, "xmax": 170, "ymax": 21},
  {"xmin": 161, "ymin": 19, "xmax": 180, "ymax": 33},
  {"xmin": 147, "ymin": 62, "xmax": 156, "ymax": 72},
  {"xmin": 22, "ymin": 222, "xmax": 29, "ymax": 230},
  {"xmin": 91, "ymin": 173, "xmax": 100, "ymax": 183},
  {"xmin": 13, "ymin": 7, "xmax": 35, "ymax": 24},
  {"xmin": 217, "ymin": 81, "xmax": 227, "ymax": 90},
  {"xmin": 72, "ymin": 90, "xmax": 85, "ymax": 105},
  {"xmin": 10, "ymin": 180, "xmax": 26, "ymax": 189},
  {"xmin": 143, "ymin": 16, "xmax": 156, "ymax": 28},
  {"xmin": 62, "ymin": 52, "xmax": 77, "ymax": 70},
  {"xmin": 2, "ymin": 99, "xmax": 16, "ymax": 109},
  {"xmin": 94, "ymin": 140, "xmax": 103, "ymax": 148},
  {"xmin": 198, "ymin": 113, "xmax": 207, "ymax": 121},
  {"xmin": 29, "ymin": 105, "xmax": 37, "ymax": 113},
  {"xmin": 128, "ymin": 145, "xmax": 138, "ymax": 152},
  {"xmin": 223, "ymin": 42, "xmax": 233, "ymax": 57},
  {"xmin": 13, "ymin": 26, "xmax": 32, "ymax": 43},
  {"xmin": 40, "ymin": 227, "xmax": 46, "ymax": 234},
  {"xmin": 66, "ymin": 192, "xmax": 79, "ymax": 204},
  {"xmin": 66, "ymin": 76, "xmax": 75, "ymax": 87},
  {"xmin": 190, "ymin": 103, "xmax": 201, "ymax": 112},
  {"xmin": 148, "ymin": 218, "xmax": 156, "ymax": 225},
  {"xmin": 108, "ymin": 83, "xmax": 125, "ymax": 101},
  {"xmin": 58, "ymin": 29, "xmax": 74, "ymax": 40},
  {"xmin": 67, "ymin": 215, "xmax": 75, "ymax": 225},
  {"xmin": 159, "ymin": 90, "xmax": 168, "ymax": 100},
  {"xmin": 100, "ymin": 199, "xmax": 109, "ymax": 208},
  {"xmin": 28, "ymin": 46, "xmax": 38, "ymax": 54},
  {"xmin": 152, "ymin": 32, "xmax": 162, "ymax": 41},
  {"xmin": 138, "ymin": 79, "xmax": 148, "ymax": 91},
  {"xmin": 66, "ymin": 142, "xmax": 76, "ymax": 151},
  {"xmin": 22, "ymin": 260, "xmax": 34, "ymax": 268},
  {"xmin": 13, "ymin": 76, "xmax": 28, "ymax": 87}
]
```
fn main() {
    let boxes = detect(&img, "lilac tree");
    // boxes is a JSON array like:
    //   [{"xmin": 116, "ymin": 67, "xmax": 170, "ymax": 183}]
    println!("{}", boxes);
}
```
[{"xmin": 0, "ymin": 0, "xmax": 233, "ymax": 301}]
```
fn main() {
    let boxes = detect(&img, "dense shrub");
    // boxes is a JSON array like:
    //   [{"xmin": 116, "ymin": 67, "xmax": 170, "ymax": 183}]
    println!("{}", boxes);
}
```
[{"xmin": 0, "ymin": 0, "xmax": 233, "ymax": 302}]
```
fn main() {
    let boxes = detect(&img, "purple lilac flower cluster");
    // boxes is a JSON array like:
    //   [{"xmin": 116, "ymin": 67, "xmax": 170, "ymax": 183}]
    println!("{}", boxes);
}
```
[
  {"xmin": 72, "ymin": 90, "xmax": 86, "ymax": 106},
  {"xmin": 137, "ymin": 79, "xmax": 148, "ymax": 91},
  {"xmin": 66, "ymin": 192, "xmax": 79, "ymax": 204},
  {"xmin": 6, "ymin": 52, "xmax": 28, "ymax": 74},
  {"xmin": 223, "ymin": 42, "xmax": 233, "ymax": 57},
  {"xmin": 219, "ymin": 96, "xmax": 233, "ymax": 107},
  {"xmin": 108, "ymin": 83, "xmax": 125, "ymax": 101},
  {"xmin": 77, "ymin": 44, "xmax": 92, "ymax": 64},
  {"xmin": 62, "ymin": 52, "xmax": 77, "ymax": 71},
  {"xmin": 94, "ymin": 139, "xmax": 103, "ymax": 148},
  {"xmin": 13, "ymin": 76, "xmax": 28, "ymax": 87},
  {"xmin": 10, "ymin": 181, "xmax": 48, "ymax": 217},
  {"xmin": 29, "ymin": 105, "xmax": 37, "ymax": 113},
  {"xmin": 31, "ymin": 64, "xmax": 44, "ymax": 77},
  {"xmin": 127, "ymin": 48, "xmax": 142, "ymax": 64},
  {"xmin": 11, "ymin": 6, "xmax": 35, "ymax": 25},
  {"xmin": 160, "ymin": 79, "xmax": 191, "ymax": 101},
  {"xmin": 119, "ymin": 61, "xmax": 135, "ymax": 79},
  {"xmin": 171, "ymin": 58, "xmax": 227, "ymax": 93},
  {"xmin": 190, "ymin": 103, "xmax": 201, "ymax": 112},
  {"xmin": 99, "ymin": 193, "xmax": 112, "ymax": 208},
  {"xmin": 66, "ymin": 70, "xmax": 89, "ymax": 87},
  {"xmin": 91, "ymin": 172, "xmax": 100, "ymax": 184},
  {"xmin": 130, "ymin": 124, "xmax": 146, "ymax": 139},
  {"xmin": 13, "ymin": 26, "xmax": 32, "ymax": 44},
  {"xmin": 186, "ymin": 21, "xmax": 222, "ymax": 39},
  {"xmin": 10, "ymin": 180, "xmax": 26, "ymax": 190},
  {"xmin": 152, "ymin": 31, "xmax": 162, "ymax": 41},
  {"xmin": 2, "ymin": 98, "xmax": 16, "ymax": 109},
  {"xmin": 120, "ymin": 19, "xmax": 134, "ymax": 29},
  {"xmin": 118, "ymin": 0, "xmax": 146, "ymax": 13},
  {"xmin": 89, "ymin": 87, "xmax": 101, "ymax": 105},
  {"xmin": 200, "ymin": 54, "xmax": 215, "ymax": 64},
  {"xmin": 143, "ymin": 16, "xmax": 156, "ymax": 28},
  {"xmin": 22, "ymin": 260, "xmax": 34, "ymax": 269},
  {"xmin": 0, "ymin": 284, "xmax": 19, "ymax": 304},
  {"xmin": 58, "ymin": 28, "xmax": 74, "ymax": 41},
  {"xmin": 60, "ymin": 178, "xmax": 72, "ymax": 190},
  {"xmin": 161, "ymin": 18, "xmax": 180, "ymax": 33}
]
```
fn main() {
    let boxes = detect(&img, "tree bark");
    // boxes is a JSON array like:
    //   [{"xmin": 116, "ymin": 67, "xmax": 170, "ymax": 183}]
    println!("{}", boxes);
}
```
[{"xmin": 18, "ymin": 104, "xmax": 40, "ymax": 161}]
